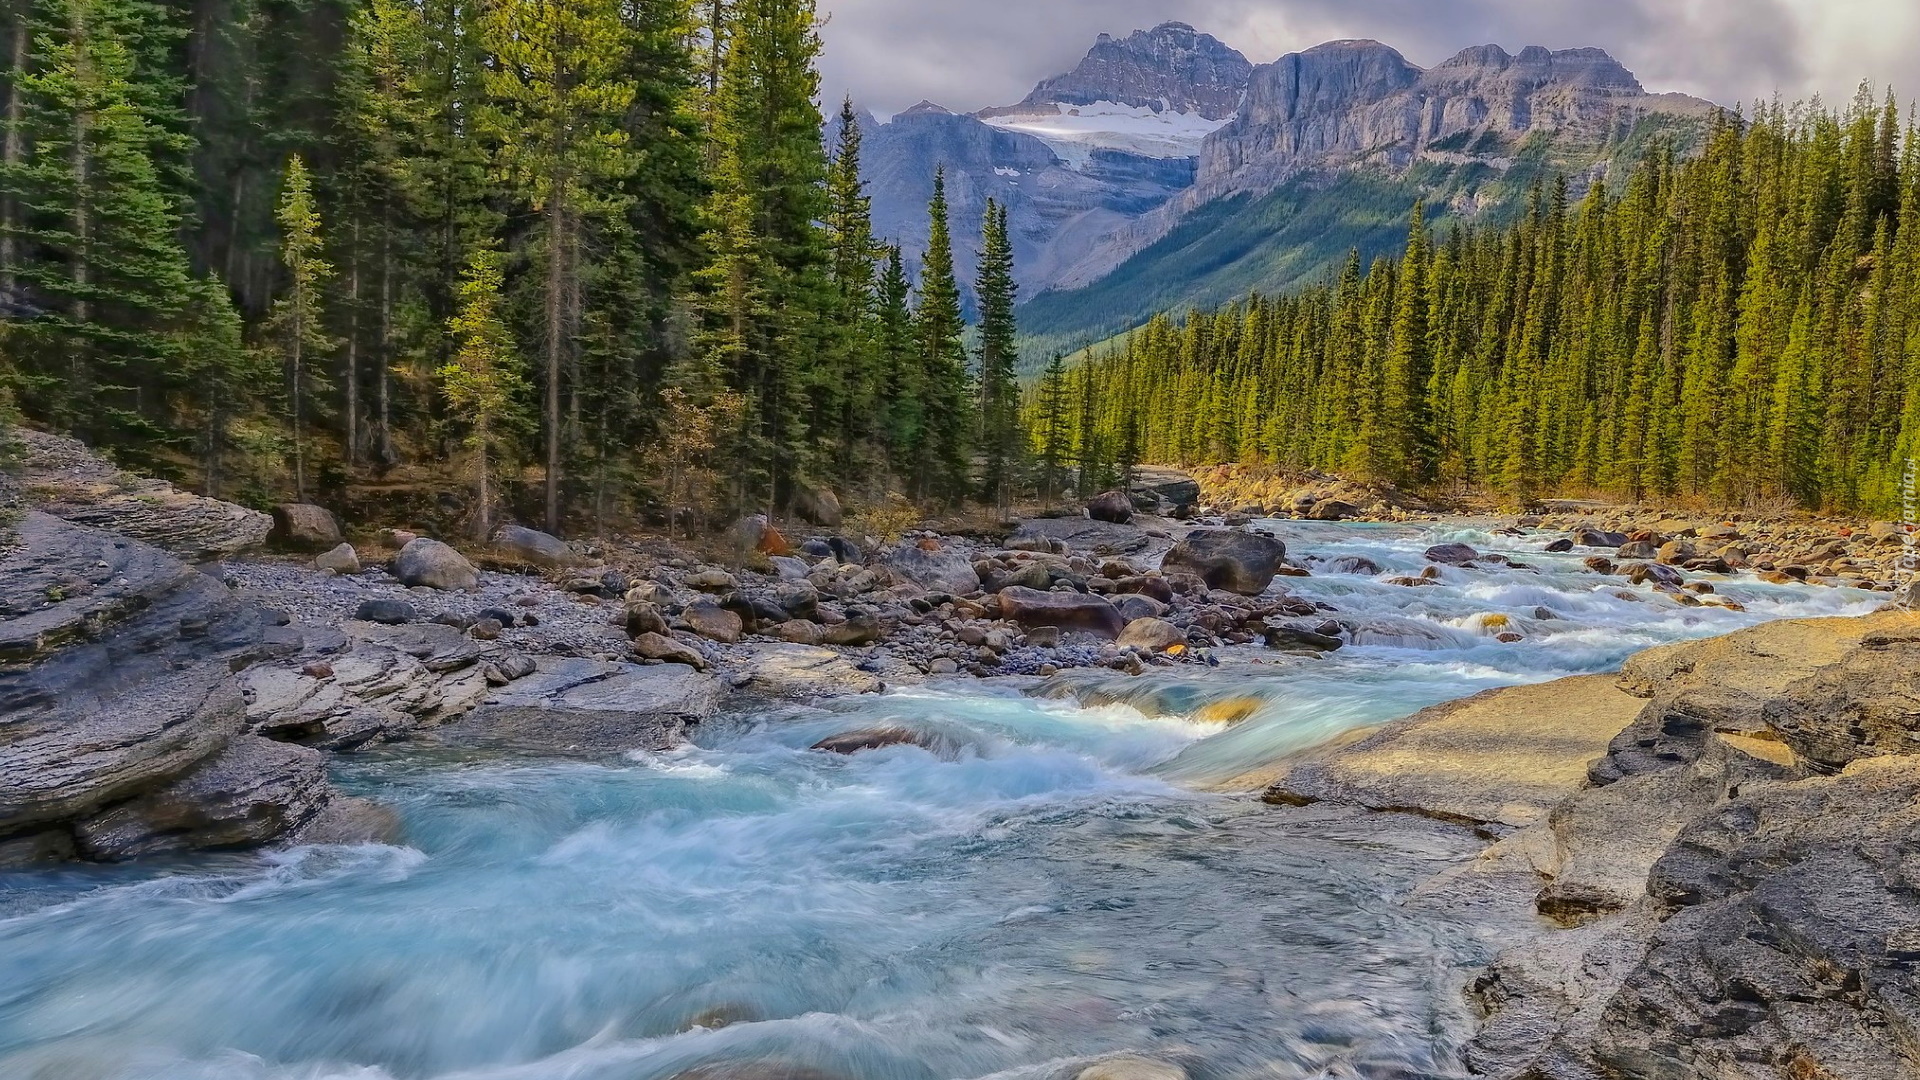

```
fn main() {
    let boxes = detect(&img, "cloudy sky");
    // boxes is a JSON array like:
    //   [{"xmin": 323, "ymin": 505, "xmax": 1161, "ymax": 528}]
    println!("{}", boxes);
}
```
[{"xmin": 817, "ymin": 0, "xmax": 1919, "ymax": 117}]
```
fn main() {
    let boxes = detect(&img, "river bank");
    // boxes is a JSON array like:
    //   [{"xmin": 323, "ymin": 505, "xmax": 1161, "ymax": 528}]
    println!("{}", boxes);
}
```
[{"xmin": 1, "ymin": 433, "xmax": 1910, "ymax": 1079}]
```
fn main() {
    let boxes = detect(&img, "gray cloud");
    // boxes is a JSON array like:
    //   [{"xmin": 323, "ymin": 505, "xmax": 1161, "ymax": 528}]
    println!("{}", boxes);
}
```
[{"xmin": 817, "ymin": 0, "xmax": 1919, "ymax": 117}]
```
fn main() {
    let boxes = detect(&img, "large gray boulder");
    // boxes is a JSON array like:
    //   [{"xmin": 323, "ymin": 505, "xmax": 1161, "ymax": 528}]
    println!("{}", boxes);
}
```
[
  {"xmin": 1162, "ymin": 529, "xmax": 1287, "ymax": 594},
  {"xmin": 997, "ymin": 586, "xmax": 1126, "ymax": 638},
  {"xmin": 392, "ymin": 537, "xmax": 480, "ymax": 591},
  {"xmin": 882, "ymin": 541, "xmax": 981, "ymax": 596},
  {"xmin": 1008, "ymin": 516, "xmax": 1152, "ymax": 555},
  {"xmin": 490, "ymin": 524, "xmax": 584, "ymax": 568},
  {"xmin": 269, "ymin": 503, "xmax": 343, "ymax": 549}
]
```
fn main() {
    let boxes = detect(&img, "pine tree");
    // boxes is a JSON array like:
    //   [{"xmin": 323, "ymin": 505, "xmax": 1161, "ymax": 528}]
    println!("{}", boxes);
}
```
[
  {"xmin": 914, "ymin": 166, "xmax": 970, "ymax": 501},
  {"xmin": 1034, "ymin": 351, "xmax": 1070, "ymax": 505},
  {"xmin": 264, "ymin": 153, "xmax": 334, "ymax": 501},
  {"xmin": 692, "ymin": 0, "xmax": 833, "ymax": 513},
  {"xmin": 2, "ymin": 0, "xmax": 199, "ymax": 451},
  {"xmin": 482, "ymin": 0, "xmax": 638, "ymax": 532},
  {"xmin": 975, "ymin": 198, "xmax": 1018, "ymax": 509},
  {"xmin": 440, "ymin": 245, "xmax": 529, "ymax": 539}
]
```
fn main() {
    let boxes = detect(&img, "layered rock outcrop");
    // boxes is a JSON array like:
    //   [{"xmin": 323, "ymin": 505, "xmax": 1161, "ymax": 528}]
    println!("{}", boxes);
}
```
[
  {"xmin": 1270, "ymin": 611, "xmax": 1920, "ymax": 1079},
  {"xmin": 0, "ymin": 511, "xmax": 339, "ymax": 865}
]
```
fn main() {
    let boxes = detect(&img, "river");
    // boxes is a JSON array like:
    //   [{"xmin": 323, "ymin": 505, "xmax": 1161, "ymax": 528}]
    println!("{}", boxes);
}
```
[{"xmin": 0, "ymin": 522, "xmax": 1877, "ymax": 1080}]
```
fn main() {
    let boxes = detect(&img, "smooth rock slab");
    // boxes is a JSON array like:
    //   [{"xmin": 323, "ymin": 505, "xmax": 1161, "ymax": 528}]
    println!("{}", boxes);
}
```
[
  {"xmin": 1010, "ymin": 517, "xmax": 1153, "ymax": 555},
  {"xmin": 1265, "ymin": 673, "xmax": 1644, "ymax": 828},
  {"xmin": 434, "ymin": 659, "xmax": 722, "ymax": 753},
  {"xmin": 734, "ymin": 644, "xmax": 884, "ymax": 698}
]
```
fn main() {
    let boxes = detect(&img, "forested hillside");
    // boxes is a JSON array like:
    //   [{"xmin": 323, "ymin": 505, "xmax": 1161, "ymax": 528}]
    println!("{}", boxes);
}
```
[
  {"xmin": 1039, "ymin": 96, "xmax": 1920, "ymax": 514},
  {"xmin": 0, "ymin": 0, "xmax": 1021, "ymax": 535}
]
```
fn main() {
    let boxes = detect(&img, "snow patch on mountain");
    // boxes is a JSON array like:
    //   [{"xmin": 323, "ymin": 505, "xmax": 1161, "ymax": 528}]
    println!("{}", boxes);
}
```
[{"xmin": 979, "ymin": 101, "xmax": 1231, "ymax": 166}]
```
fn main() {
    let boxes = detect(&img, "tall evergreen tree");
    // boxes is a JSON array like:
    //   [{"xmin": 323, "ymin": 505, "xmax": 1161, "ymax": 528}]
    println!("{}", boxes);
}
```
[
  {"xmin": 264, "ymin": 153, "xmax": 333, "ymax": 501},
  {"xmin": 975, "ymin": 197, "xmax": 1018, "ymax": 508},
  {"xmin": 913, "ymin": 166, "xmax": 969, "ymax": 501}
]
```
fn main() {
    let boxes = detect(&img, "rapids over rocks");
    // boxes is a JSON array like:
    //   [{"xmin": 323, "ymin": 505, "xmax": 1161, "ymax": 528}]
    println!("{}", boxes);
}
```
[{"xmin": 0, "ymin": 522, "xmax": 1878, "ymax": 1080}]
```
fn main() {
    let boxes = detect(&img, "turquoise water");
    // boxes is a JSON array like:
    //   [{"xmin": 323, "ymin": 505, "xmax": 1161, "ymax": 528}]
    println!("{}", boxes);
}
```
[{"xmin": 0, "ymin": 524, "xmax": 1877, "ymax": 1080}]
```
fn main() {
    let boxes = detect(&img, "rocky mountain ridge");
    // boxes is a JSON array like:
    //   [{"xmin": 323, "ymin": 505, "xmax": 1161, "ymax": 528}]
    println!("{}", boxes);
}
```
[
  {"xmin": 1049, "ymin": 38, "xmax": 1719, "ymax": 292},
  {"xmin": 852, "ymin": 26, "xmax": 1718, "ymax": 342}
]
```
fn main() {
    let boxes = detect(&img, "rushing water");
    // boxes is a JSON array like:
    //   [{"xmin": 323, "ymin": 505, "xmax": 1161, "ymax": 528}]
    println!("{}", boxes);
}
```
[{"xmin": 0, "ymin": 523, "xmax": 1878, "ymax": 1080}]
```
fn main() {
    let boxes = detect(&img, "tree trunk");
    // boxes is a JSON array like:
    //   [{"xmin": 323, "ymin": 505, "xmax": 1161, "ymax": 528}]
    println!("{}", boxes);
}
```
[
  {"xmin": 291, "ymin": 315, "xmax": 306, "ymax": 502},
  {"xmin": 345, "ymin": 218, "xmax": 362, "ymax": 466},
  {"xmin": 1, "ymin": 11, "xmax": 27, "ymax": 291},
  {"xmin": 544, "ymin": 187, "xmax": 565, "ymax": 534},
  {"xmin": 377, "ymin": 224, "xmax": 393, "ymax": 465},
  {"xmin": 474, "ymin": 420, "xmax": 490, "ymax": 542}
]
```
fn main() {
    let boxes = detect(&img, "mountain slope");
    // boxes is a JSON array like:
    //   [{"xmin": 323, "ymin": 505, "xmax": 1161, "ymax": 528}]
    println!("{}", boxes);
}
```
[{"xmin": 1020, "ymin": 41, "xmax": 1720, "ymax": 358}]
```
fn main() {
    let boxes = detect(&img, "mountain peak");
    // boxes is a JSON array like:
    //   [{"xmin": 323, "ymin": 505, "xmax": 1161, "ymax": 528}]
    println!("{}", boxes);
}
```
[
  {"xmin": 900, "ymin": 100, "xmax": 953, "ymax": 117},
  {"xmin": 1434, "ymin": 44, "xmax": 1644, "ymax": 92},
  {"xmin": 997, "ymin": 22, "xmax": 1253, "ymax": 122}
]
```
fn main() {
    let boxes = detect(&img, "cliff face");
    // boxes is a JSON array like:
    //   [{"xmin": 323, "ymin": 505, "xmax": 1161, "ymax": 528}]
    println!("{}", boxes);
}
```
[{"xmin": 1192, "ymin": 41, "xmax": 1715, "ymax": 203}]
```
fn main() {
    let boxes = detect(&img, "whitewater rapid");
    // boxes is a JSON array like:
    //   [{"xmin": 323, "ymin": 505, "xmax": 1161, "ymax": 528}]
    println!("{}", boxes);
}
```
[{"xmin": 0, "ymin": 522, "xmax": 1877, "ymax": 1080}]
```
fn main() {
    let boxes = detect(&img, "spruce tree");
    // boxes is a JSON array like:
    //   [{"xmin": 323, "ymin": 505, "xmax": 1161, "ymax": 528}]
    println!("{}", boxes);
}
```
[
  {"xmin": 264, "ymin": 154, "xmax": 333, "ymax": 502},
  {"xmin": 441, "ymin": 245, "xmax": 529, "ymax": 539},
  {"xmin": 914, "ymin": 167, "xmax": 970, "ymax": 502},
  {"xmin": 482, "ymin": 0, "xmax": 637, "ymax": 532},
  {"xmin": 975, "ymin": 198, "xmax": 1018, "ymax": 508}
]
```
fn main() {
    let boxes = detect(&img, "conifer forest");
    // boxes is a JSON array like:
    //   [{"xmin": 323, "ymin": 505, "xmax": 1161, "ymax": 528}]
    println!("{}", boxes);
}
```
[
  {"xmin": 1, "ymin": 0, "xmax": 1917, "ymax": 525},
  {"xmin": 1054, "ymin": 99, "xmax": 1920, "ymax": 515}
]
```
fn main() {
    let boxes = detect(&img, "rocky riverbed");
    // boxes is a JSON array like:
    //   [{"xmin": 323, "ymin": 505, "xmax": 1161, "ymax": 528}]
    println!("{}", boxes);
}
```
[{"xmin": 2, "ymin": 430, "xmax": 1915, "ymax": 1080}]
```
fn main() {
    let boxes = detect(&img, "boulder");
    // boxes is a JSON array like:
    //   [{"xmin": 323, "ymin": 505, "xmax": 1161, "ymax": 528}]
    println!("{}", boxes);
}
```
[
  {"xmin": 770, "ymin": 620, "xmax": 826, "ymax": 645},
  {"xmin": 681, "ymin": 600, "xmax": 745, "ymax": 644},
  {"xmin": 883, "ymin": 541, "xmax": 981, "ymax": 596},
  {"xmin": 1114, "ymin": 594, "xmax": 1169, "ymax": 622},
  {"xmin": 1573, "ymin": 527, "xmax": 1628, "ymax": 548},
  {"xmin": 810, "ymin": 727, "xmax": 946, "ymax": 755},
  {"xmin": 634, "ymin": 632, "xmax": 708, "ymax": 670},
  {"xmin": 314, "ymin": 543, "xmax": 361, "ymax": 574},
  {"xmin": 393, "ymin": 538, "xmax": 480, "ymax": 591},
  {"xmin": 269, "ymin": 503, "xmax": 342, "ymax": 549},
  {"xmin": 730, "ymin": 515, "xmax": 789, "ymax": 556},
  {"xmin": 1086, "ymin": 490, "xmax": 1135, "ymax": 524},
  {"xmin": 793, "ymin": 482, "xmax": 843, "ymax": 527},
  {"xmin": 769, "ymin": 555, "xmax": 811, "ymax": 581},
  {"xmin": 1162, "ymin": 530, "xmax": 1288, "ymax": 595},
  {"xmin": 1008, "ymin": 517, "xmax": 1152, "ymax": 555},
  {"xmin": 1112, "ymin": 575, "xmax": 1175, "ymax": 603},
  {"xmin": 1424, "ymin": 542, "xmax": 1481, "ymax": 566},
  {"xmin": 1262, "ymin": 620, "xmax": 1344, "ymax": 652},
  {"xmin": 1117, "ymin": 617, "xmax": 1187, "ymax": 652},
  {"xmin": 1306, "ymin": 499, "xmax": 1359, "ymax": 521},
  {"xmin": 1616, "ymin": 540, "xmax": 1658, "ymax": 560},
  {"xmin": 491, "ymin": 524, "xmax": 583, "ymax": 568},
  {"xmin": 1130, "ymin": 467, "xmax": 1201, "ymax": 516},
  {"xmin": 997, "ymin": 586, "xmax": 1126, "ymax": 638},
  {"xmin": 772, "ymin": 581, "xmax": 821, "ymax": 619},
  {"xmin": 1655, "ymin": 539, "xmax": 1696, "ymax": 565},
  {"xmin": 1322, "ymin": 555, "xmax": 1383, "ymax": 576},
  {"xmin": 989, "ymin": 561, "xmax": 1053, "ymax": 593},
  {"xmin": 354, "ymin": 598, "xmax": 417, "ymax": 625},
  {"xmin": 623, "ymin": 601, "xmax": 670, "ymax": 638}
]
